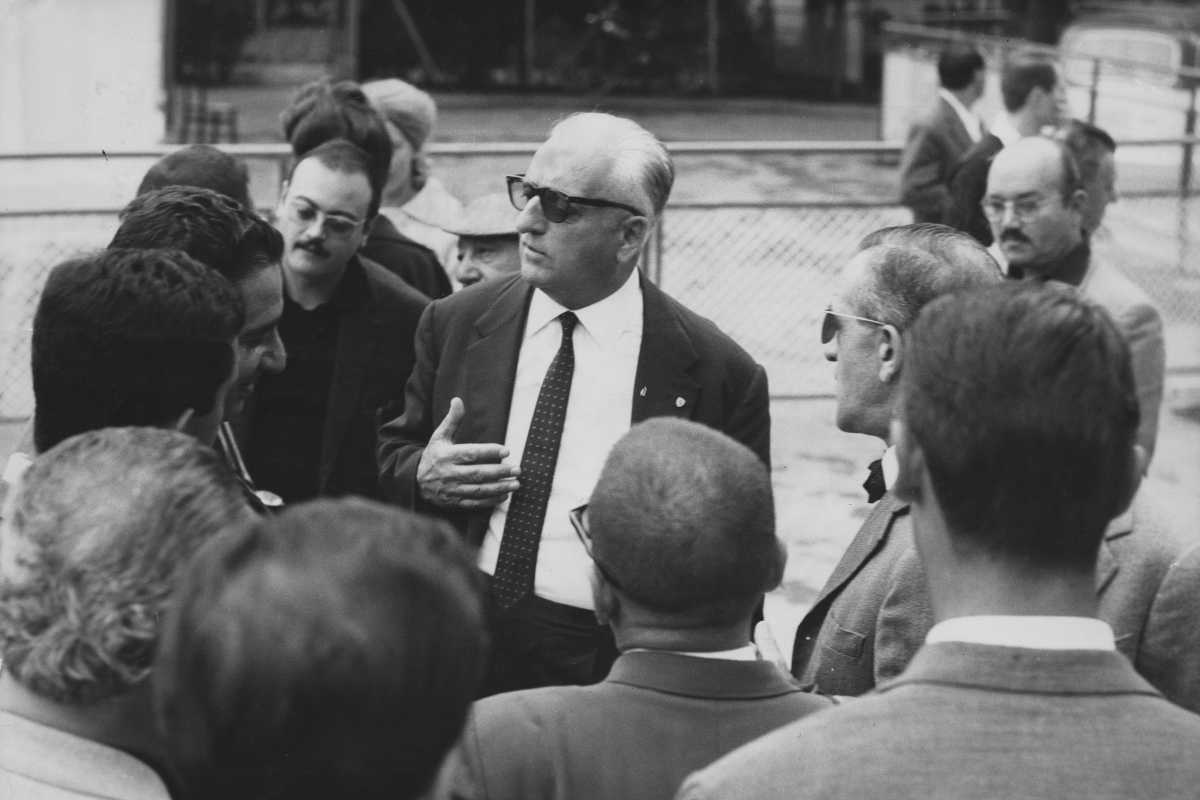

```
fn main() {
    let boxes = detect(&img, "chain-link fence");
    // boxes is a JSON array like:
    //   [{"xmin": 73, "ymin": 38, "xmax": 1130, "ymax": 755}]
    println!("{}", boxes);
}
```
[{"xmin": 3, "ymin": 142, "xmax": 1199, "ymax": 416}]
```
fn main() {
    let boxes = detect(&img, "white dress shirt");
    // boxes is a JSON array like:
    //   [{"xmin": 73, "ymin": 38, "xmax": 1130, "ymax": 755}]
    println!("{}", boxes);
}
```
[
  {"xmin": 926, "ymin": 615, "xmax": 1116, "ymax": 651},
  {"xmin": 479, "ymin": 270, "xmax": 644, "ymax": 609},
  {"xmin": 938, "ymin": 89, "xmax": 983, "ymax": 144},
  {"xmin": 880, "ymin": 445, "xmax": 898, "ymax": 493}
]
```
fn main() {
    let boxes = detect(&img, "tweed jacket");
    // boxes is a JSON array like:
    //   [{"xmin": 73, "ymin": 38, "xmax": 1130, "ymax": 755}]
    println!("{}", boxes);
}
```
[
  {"xmin": 377, "ymin": 272, "xmax": 771, "ymax": 545},
  {"xmin": 679, "ymin": 642, "xmax": 1200, "ymax": 800},
  {"xmin": 791, "ymin": 484, "xmax": 1197, "ymax": 705},
  {"xmin": 898, "ymin": 95, "xmax": 977, "ymax": 223},
  {"xmin": 437, "ymin": 651, "xmax": 832, "ymax": 800}
]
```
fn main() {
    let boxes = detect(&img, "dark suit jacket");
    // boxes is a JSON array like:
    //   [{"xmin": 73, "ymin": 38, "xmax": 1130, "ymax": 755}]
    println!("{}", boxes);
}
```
[
  {"xmin": 438, "ymin": 651, "xmax": 832, "ymax": 800},
  {"xmin": 680, "ymin": 642, "xmax": 1200, "ymax": 800},
  {"xmin": 791, "ymin": 485, "xmax": 1197, "ymax": 705},
  {"xmin": 246, "ymin": 256, "xmax": 428, "ymax": 501},
  {"xmin": 946, "ymin": 132, "xmax": 1003, "ymax": 245},
  {"xmin": 377, "ymin": 272, "xmax": 771, "ymax": 545},
  {"xmin": 362, "ymin": 213, "xmax": 452, "ymax": 299},
  {"xmin": 898, "ymin": 96, "xmax": 976, "ymax": 223}
]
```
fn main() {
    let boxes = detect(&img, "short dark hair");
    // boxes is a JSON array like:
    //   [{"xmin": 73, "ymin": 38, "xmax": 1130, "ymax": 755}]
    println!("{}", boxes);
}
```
[
  {"xmin": 938, "ymin": 46, "xmax": 985, "ymax": 91},
  {"xmin": 112, "ymin": 186, "xmax": 283, "ymax": 285},
  {"xmin": 589, "ymin": 418, "xmax": 783, "ymax": 625},
  {"xmin": 135, "ymin": 144, "xmax": 253, "ymax": 210},
  {"xmin": 901, "ymin": 282, "xmax": 1139, "ymax": 569},
  {"xmin": 281, "ymin": 79, "xmax": 392, "ymax": 201},
  {"xmin": 288, "ymin": 138, "xmax": 383, "ymax": 219},
  {"xmin": 154, "ymin": 499, "xmax": 487, "ymax": 800},
  {"xmin": 32, "ymin": 248, "xmax": 241, "ymax": 453},
  {"xmin": 1056, "ymin": 119, "xmax": 1116, "ymax": 184},
  {"xmin": 1000, "ymin": 52, "xmax": 1059, "ymax": 112},
  {"xmin": 850, "ymin": 238, "xmax": 1002, "ymax": 330}
]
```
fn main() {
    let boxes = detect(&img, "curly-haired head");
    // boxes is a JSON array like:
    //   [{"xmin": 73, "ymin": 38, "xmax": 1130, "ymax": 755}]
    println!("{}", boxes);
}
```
[{"xmin": 0, "ymin": 427, "xmax": 250, "ymax": 705}]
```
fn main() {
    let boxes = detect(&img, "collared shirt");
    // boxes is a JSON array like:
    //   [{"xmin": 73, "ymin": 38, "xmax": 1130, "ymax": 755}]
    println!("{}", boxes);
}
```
[
  {"xmin": 939, "ymin": 89, "xmax": 983, "ymax": 143},
  {"xmin": 479, "ymin": 270, "xmax": 644, "ymax": 609},
  {"xmin": 1014, "ymin": 239, "xmax": 1090, "ymax": 286},
  {"xmin": 926, "ymin": 615, "xmax": 1117, "ymax": 651},
  {"xmin": 880, "ymin": 445, "xmax": 898, "ymax": 492},
  {"xmin": 246, "ymin": 257, "xmax": 369, "ymax": 503},
  {"xmin": 625, "ymin": 644, "xmax": 760, "ymax": 662},
  {"xmin": 989, "ymin": 113, "xmax": 1022, "ymax": 147}
]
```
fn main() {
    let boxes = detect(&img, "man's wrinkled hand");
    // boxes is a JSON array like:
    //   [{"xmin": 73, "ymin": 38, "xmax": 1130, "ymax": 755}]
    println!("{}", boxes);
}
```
[{"xmin": 417, "ymin": 397, "xmax": 520, "ymax": 509}]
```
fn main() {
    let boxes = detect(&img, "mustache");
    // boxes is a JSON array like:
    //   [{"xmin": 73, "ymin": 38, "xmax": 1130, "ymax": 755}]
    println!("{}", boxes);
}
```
[
  {"xmin": 295, "ymin": 239, "xmax": 329, "ymax": 257},
  {"xmin": 1000, "ymin": 229, "xmax": 1030, "ymax": 245}
]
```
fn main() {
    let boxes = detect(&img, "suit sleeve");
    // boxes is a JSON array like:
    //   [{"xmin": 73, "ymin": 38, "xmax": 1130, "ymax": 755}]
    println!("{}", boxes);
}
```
[
  {"xmin": 726, "ymin": 363, "xmax": 772, "ymax": 470},
  {"xmin": 1115, "ymin": 301, "xmax": 1166, "ymax": 464},
  {"xmin": 898, "ymin": 123, "xmax": 952, "ymax": 222},
  {"xmin": 377, "ymin": 301, "xmax": 439, "ymax": 505},
  {"xmin": 1137, "ymin": 546, "xmax": 1200, "ymax": 712},
  {"xmin": 874, "ymin": 543, "xmax": 934, "ymax": 685}
]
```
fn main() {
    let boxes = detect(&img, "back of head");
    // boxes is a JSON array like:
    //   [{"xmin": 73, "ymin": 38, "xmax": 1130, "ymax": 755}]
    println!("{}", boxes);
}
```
[
  {"xmin": 900, "ymin": 282, "xmax": 1139, "ymax": 569},
  {"xmin": 288, "ymin": 137, "xmax": 384, "ymax": 219},
  {"xmin": 135, "ymin": 144, "xmax": 253, "ymax": 210},
  {"xmin": 1000, "ymin": 51, "xmax": 1058, "ymax": 112},
  {"xmin": 31, "ymin": 248, "xmax": 242, "ymax": 452},
  {"xmin": 360, "ymin": 78, "xmax": 436, "ymax": 151},
  {"xmin": 588, "ymin": 418, "xmax": 782, "ymax": 626},
  {"xmin": 547, "ymin": 112, "xmax": 675, "ymax": 218},
  {"xmin": 113, "ymin": 185, "xmax": 283, "ymax": 284},
  {"xmin": 938, "ymin": 45, "xmax": 985, "ymax": 91},
  {"xmin": 155, "ymin": 498, "xmax": 488, "ymax": 800},
  {"xmin": 851, "ymin": 225, "xmax": 1003, "ymax": 329},
  {"xmin": 0, "ymin": 427, "xmax": 248, "ymax": 704},
  {"xmin": 1055, "ymin": 119, "xmax": 1115, "ymax": 183},
  {"xmin": 281, "ymin": 78, "xmax": 392, "ymax": 196}
]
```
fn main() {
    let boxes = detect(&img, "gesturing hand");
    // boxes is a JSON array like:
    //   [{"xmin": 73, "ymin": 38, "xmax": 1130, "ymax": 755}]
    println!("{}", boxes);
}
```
[{"xmin": 417, "ymin": 397, "xmax": 521, "ymax": 509}]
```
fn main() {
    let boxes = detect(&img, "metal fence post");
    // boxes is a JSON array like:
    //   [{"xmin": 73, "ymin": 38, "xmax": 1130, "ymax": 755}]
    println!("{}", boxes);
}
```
[
  {"xmin": 1183, "ymin": 85, "xmax": 1197, "ymax": 198},
  {"xmin": 1087, "ymin": 58, "xmax": 1100, "ymax": 124}
]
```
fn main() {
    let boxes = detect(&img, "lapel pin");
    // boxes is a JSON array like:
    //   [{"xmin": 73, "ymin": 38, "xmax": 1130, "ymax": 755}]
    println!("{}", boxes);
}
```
[
  {"xmin": 675, "ymin": 396, "xmax": 686, "ymax": 408},
  {"xmin": 639, "ymin": 386, "xmax": 647, "ymax": 397}
]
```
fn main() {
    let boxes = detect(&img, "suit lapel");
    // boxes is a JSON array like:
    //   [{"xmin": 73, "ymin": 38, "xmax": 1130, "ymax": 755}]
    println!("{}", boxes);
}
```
[
  {"xmin": 461, "ymin": 277, "xmax": 532, "ymax": 446},
  {"xmin": 940, "ymin": 97, "xmax": 973, "ymax": 155},
  {"xmin": 318, "ymin": 280, "xmax": 376, "ymax": 493},
  {"xmin": 814, "ymin": 492, "xmax": 909, "ymax": 607},
  {"xmin": 631, "ymin": 276, "xmax": 701, "ymax": 423}
]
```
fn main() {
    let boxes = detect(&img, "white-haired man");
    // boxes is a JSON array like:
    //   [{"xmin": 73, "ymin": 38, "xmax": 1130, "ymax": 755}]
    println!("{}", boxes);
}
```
[{"xmin": 379, "ymin": 112, "xmax": 770, "ymax": 695}]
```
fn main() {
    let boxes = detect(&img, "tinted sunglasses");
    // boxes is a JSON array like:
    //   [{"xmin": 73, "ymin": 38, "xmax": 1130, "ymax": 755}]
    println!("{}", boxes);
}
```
[
  {"xmin": 820, "ymin": 305, "xmax": 886, "ymax": 344},
  {"xmin": 569, "ymin": 504, "xmax": 622, "ymax": 589},
  {"xmin": 506, "ymin": 174, "xmax": 646, "ymax": 223}
]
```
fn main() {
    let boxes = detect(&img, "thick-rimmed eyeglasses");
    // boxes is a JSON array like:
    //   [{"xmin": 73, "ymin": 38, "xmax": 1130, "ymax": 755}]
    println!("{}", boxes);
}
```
[
  {"xmin": 283, "ymin": 198, "xmax": 364, "ymax": 238},
  {"xmin": 506, "ymin": 174, "xmax": 646, "ymax": 223},
  {"xmin": 980, "ymin": 195, "xmax": 1056, "ymax": 223},
  {"xmin": 820, "ymin": 305, "xmax": 886, "ymax": 344},
  {"xmin": 569, "ymin": 504, "xmax": 622, "ymax": 589}
]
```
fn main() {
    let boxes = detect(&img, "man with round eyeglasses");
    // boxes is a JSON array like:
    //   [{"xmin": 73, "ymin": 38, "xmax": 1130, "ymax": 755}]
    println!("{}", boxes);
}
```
[
  {"xmin": 379, "ymin": 112, "xmax": 769, "ymax": 696},
  {"xmin": 242, "ymin": 138, "xmax": 429, "ymax": 504}
]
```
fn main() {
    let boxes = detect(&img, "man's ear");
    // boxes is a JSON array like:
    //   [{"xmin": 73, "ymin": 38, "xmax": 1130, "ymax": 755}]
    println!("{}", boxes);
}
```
[
  {"xmin": 618, "ymin": 216, "xmax": 650, "ymax": 261},
  {"xmin": 591, "ymin": 567, "xmax": 620, "ymax": 627},
  {"xmin": 890, "ymin": 416, "xmax": 925, "ymax": 505},
  {"xmin": 1110, "ymin": 443, "xmax": 1146, "ymax": 519},
  {"xmin": 877, "ymin": 324, "xmax": 904, "ymax": 384},
  {"xmin": 1066, "ymin": 188, "xmax": 1088, "ymax": 217},
  {"xmin": 411, "ymin": 152, "xmax": 431, "ymax": 194}
]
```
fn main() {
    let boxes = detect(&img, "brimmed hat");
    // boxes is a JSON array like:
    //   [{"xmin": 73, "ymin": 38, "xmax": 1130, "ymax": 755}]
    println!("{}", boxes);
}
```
[
  {"xmin": 360, "ymin": 79, "xmax": 436, "ymax": 150},
  {"xmin": 441, "ymin": 193, "xmax": 519, "ymax": 237}
]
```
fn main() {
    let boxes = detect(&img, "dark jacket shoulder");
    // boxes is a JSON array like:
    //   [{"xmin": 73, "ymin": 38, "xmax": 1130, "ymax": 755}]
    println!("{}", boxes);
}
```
[{"xmin": 363, "ymin": 215, "xmax": 453, "ymax": 299}]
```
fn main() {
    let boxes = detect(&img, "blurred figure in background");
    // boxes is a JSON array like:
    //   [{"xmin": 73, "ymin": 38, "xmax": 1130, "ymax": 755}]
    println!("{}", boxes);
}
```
[
  {"xmin": 898, "ymin": 45, "xmax": 986, "ymax": 224},
  {"xmin": 0, "ymin": 427, "xmax": 250, "ymax": 800},
  {"xmin": 136, "ymin": 144, "xmax": 255, "ymax": 210},
  {"xmin": 281, "ymin": 78, "xmax": 449, "ymax": 297},
  {"xmin": 155, "ymin": 498, "xmax": 487, "ymax": 800},
  {"xmin": 1056, "ymin": 118, "xmax": 1118, "ymax": 237},
  {"xmin": 363, "ymin": 77, "xmax": 462, "ymax": 289},
  {"xmin": 442, "ymin": 192, "xmax": 521, "ymax": 288}
]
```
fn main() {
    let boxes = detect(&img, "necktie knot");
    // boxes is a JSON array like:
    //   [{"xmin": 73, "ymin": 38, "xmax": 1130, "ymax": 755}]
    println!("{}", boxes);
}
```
[{"xmin": 558, "ymin": 311, "xmax": 578, "ymax": 338}]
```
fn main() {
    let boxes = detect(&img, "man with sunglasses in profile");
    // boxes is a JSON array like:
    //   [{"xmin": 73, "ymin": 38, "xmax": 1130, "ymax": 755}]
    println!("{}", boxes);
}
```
[
  {"xmin": 789, "ymin": 224, "xmax": 1001, "ymax": 695},
  {"xmin": 243, "ymin": 139, "xmax": 428, "ymax": 503},
  {"xmin": 379, "ymin": 112, "xmax": 769, "ymax": 695}
]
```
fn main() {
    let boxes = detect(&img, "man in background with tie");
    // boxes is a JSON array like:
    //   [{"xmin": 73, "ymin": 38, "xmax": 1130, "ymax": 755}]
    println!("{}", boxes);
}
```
[
  {"xmin": 790, "ymin": 223, "xmax": 1001, "ymax": 694},
  {"xmin": 378, "ymin": 112, "xmax": 770, "ymax": 695}
]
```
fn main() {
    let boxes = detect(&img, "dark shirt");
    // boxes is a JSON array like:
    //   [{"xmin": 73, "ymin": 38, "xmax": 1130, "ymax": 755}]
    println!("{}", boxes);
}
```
[
  {"xmin": 1010, "ymin": 239, "xmax": 1090, "ymax": 285},
  {"xmin": 246, "ymin": 260, "xmax": 368, "ymax": 503}
]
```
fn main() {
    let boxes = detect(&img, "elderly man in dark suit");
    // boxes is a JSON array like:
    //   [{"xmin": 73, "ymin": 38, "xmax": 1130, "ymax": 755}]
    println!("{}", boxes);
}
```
[
  {"xmin": 438, "ymin": 419, "xmax": 829, "ymax": 800},
  {"xmin": 898, "ymin": 45, "xmax": 985, "ymax": 223},
  {"xmin": 378, "ymin": 112, "xmax": 770, "ymax": 695},
  {"xmin": 681, "ymin": 283, "xmax": 1200, "ymax": 800},
  {"xmin": 243, "ymin": 139, "xmax": 428, "ymax": 503}
]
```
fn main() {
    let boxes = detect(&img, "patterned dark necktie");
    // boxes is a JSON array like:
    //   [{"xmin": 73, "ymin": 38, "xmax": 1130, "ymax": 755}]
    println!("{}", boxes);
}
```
[
  {"xmin": 863, "ymin": 458, "xmax": 886, "ymax": 504},
  {"xmin": 492, "ymin": 311, "xmax": 578, "ymax": 609}
]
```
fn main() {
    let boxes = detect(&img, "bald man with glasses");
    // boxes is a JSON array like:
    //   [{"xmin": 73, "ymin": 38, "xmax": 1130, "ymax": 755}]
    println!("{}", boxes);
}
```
[{"xmin": 379, "ymin": 113, "xmax": 769, "ymax": 695}]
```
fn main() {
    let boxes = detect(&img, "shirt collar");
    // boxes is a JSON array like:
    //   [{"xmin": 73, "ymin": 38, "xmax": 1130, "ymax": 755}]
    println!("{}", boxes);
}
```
[
  {"xmin": 526, "ymin": 269, "xmax": 642, "ymax": 345},
  {"xmin": 880, "ymin": 445, "xmax": 899, "ymax": 491},
  {"xmin": 990, "ymin": 113, "xmax": 1022, "ymax": 147},
  {"xmin": 1017, "ymin": 239, "xmax": 1090, "ymax": 287},
  {"xmin": 625, "ymin": 644, "xmax": 759, "ymax": 662},
  {"xmin": 926, "ymin": 615, "xmax": 1116, "ymax": 651},
  {"xmin": 938, "ymin": 89, "xmax": 981, "ymax": 142}
]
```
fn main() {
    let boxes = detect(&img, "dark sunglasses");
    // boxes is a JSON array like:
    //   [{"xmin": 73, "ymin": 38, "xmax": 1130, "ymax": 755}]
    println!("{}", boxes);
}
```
[
  {"xmin": 820, "ymin": 305, "xmax": 886, "ymax": 344},
  {"xmin": 569, "ymin": 504, "xmax": 622, "ymax": 589},
  {"xmin": 506, "ymin": 174, "xmax": 646, "ymax": 223}
]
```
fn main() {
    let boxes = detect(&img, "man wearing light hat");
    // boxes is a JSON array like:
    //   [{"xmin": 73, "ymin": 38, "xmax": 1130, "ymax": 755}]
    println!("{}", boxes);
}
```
[
  {"xmin": 362, "ymin": 78, "xmax": 463, "ymax": 277},
  {"xmin": 443, "ymin": 193, "xmax": 521, "ymax": 288}
]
